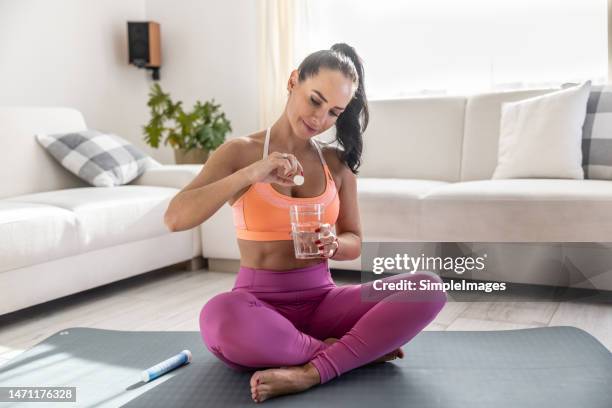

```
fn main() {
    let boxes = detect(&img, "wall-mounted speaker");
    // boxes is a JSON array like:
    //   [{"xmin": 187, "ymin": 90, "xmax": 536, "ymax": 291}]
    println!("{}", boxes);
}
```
[{"xmin": 127, "ymin": 21, "xmax": 161, "ymax": 80}]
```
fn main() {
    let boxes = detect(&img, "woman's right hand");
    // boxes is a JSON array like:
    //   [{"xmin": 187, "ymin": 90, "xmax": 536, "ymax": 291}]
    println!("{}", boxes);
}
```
[{"xmin": 243, "ymin": 151, "xmax": 304, "ymax": 186}]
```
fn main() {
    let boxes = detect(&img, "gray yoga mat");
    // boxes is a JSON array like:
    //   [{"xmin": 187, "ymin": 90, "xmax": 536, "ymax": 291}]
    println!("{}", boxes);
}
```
[{"xmin": 0, "ymin": 326, "xmax": 610, "ymax": 407}]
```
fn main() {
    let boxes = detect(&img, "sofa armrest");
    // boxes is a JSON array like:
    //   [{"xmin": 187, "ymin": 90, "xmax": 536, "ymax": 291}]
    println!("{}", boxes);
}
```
[{"xmin": 130, "ymin": 164, "xmax": 203, "ymax": 189}]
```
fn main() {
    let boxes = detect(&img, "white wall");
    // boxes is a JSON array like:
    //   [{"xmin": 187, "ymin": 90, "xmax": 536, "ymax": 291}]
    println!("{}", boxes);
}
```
[
  {"xmin": 0, "ymin": 0, "xmax": 259, "ymax": 165},
  {"xmin": 0, "ymin": 0, "xmax": 159, "ymax": 158},
  {"xmin": 145, "ymin": 0, "xmax": 260, "ymax": 163}
]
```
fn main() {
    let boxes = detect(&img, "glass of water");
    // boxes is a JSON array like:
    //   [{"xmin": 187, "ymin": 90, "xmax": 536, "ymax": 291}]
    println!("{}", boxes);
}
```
[{"xmin": 290, "ymin": 204, "xmax": 324, "ymax": 259}]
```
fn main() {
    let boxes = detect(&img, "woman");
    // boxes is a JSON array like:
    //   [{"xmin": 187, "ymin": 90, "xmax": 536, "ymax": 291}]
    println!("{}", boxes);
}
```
[{"xmin": 164, "ymin": 43, "xmax": 447, "ymax": 403}]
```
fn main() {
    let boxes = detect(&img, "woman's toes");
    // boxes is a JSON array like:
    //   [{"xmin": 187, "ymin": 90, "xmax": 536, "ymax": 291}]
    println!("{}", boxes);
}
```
[
  {"xmin": 250, "ymin": 372, "xmax": 263, "ymax": 402},
  {"xmin": 255, "ymin": 385, "xmax": 270, "ymax": 403},
  {"xmin": 250, "ymin": 372, "xmax": 261, "ymax": 388},
  {"xmin": 371, "ymin": 347, "xmax": 405, "ymax": 364},
  {"xmin": 385, "ymin": 348, "xmax": 403, "ymax": 360}
]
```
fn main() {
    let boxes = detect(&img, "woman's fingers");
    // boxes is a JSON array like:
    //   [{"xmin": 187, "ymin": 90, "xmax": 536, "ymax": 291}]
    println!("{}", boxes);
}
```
[
  {"xmin": 294, "ymin": 157, "xmax": 304, "ymax": 176},
  {"xmin": 285, "ymin": 155, "xmax": 300, "ymax": 177},
  {"xmin": 317, "ymin": 240, "xmax": 338, "ymax": 258},
  {"xmin": 315, "ymin": 224, "xmax": 337, "ymax": 258},
  {"xmin": 274, "ymin": 157, "xmax": 292, "ymax": 177},
  {"xmin": 315, "ymin": 224, "xmax": 334, "ymax": 244},
  {"xmin": 272, "ymin": 151, "xmax": 302, "ymax": 178},
  {"xmin": 315, "ymin": 223, "xmax": 332, "ymax": 236},
  {"xmin": 315, "ymin": 235, "xmax": 335, "ymax": 245}
]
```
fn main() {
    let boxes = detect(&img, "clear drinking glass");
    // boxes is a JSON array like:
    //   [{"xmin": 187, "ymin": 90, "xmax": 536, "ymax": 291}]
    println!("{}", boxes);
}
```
[{"xmin": 290, "ymin": 204, "xmax": 324, "ymax": 259}]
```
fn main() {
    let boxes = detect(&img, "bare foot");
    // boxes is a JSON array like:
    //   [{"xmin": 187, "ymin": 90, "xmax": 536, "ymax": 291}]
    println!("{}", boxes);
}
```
[
  {"xmin": 323, "ymin": 337, "xmax": 404, "ymax": 364},
  {"xmin": 249, "ymin": 362, "xmax": 320, "ymax": 403}
]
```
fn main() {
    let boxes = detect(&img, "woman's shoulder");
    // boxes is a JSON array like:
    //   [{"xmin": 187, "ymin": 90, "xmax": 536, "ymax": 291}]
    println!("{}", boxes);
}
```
[
  {"xmin": 319, "ymin": 144, "xmax": 347, "ymax": 170},
  {"xmin": 319, "ymin": 143, "xmax": 354, "ymax": 189},
  {"xmin": 222, "ymin": 130, "xmax": 265, "ymax": 151},
  {"xmin": 216, "ymin": 131, "xmax": 266, "ymax": 166}
]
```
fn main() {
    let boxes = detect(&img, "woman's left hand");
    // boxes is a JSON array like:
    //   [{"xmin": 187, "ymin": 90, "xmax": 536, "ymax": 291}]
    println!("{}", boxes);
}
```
[{"xmin": 315, "ymin": 223, "xmax": 339, "ymax": 259}]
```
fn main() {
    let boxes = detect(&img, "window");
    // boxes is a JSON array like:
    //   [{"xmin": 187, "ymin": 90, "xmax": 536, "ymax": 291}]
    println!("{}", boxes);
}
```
[{"xmin": 294, "ymin": 0, "xmax": 607, "ymax": 99}]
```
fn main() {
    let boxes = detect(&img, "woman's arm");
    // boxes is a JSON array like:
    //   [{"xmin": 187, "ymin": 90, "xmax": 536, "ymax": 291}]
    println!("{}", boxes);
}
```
[
  {"xmin": 330, "ymin": 164, "xmax": 362, "ymax": 261},
  {"xmin": 164, "ymin": 139, "xmax": 250, "ymax": 232}
]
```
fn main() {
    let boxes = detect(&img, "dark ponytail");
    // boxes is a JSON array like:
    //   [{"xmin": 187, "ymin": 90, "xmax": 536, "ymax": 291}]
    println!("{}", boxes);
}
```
[{"xmin": 296, "ymin": 43, "xmax": 369, "ymax": 174}]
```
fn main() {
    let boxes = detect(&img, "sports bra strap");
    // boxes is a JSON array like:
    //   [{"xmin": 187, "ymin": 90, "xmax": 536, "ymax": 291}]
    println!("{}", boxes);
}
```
[
  {"xmin": 263, "ymin": 127, "xmax": 271, "ymax": 159},
  {"xmin": 263, "ymin": 127, "xmax": 329, "ymax": 171},
  {"xmin": 310, "ymin": 138, "xmax": 329, "ymax": 170}
]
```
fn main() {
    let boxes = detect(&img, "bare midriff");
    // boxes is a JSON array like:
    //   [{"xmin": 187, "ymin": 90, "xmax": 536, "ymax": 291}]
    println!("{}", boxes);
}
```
[{"xmin": 237, "ymin": 239, "xmax": 326, "ymax": 271}]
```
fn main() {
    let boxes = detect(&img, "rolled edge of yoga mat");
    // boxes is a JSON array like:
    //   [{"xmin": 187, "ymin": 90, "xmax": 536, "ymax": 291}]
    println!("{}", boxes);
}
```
[{"xmin": 141, "ymin": 350, "xmax": 192, "ymax": 383}]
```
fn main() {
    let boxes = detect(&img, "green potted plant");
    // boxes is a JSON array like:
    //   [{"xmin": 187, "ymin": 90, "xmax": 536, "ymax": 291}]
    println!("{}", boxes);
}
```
[{"xmin": 143, "ymin": 83, "xmax": 232, "ymax": 164}]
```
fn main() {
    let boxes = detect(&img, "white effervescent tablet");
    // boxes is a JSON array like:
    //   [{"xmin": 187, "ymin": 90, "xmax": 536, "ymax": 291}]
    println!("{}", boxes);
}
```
[{"xmin": 293, "ymin": 175, "xmax": 304, "ymax": 185}]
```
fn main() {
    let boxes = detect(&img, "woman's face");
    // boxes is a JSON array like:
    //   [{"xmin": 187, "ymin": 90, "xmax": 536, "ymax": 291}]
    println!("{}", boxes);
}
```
[{"xmin": 286, "ymin": 68, "xmax": 355, "ymax": 139}]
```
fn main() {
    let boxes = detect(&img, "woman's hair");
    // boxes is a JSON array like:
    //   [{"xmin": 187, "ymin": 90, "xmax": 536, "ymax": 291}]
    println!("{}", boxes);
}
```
[{"xmin": 296, "ymin": 43, "xmax": 369, "ymax": 174}]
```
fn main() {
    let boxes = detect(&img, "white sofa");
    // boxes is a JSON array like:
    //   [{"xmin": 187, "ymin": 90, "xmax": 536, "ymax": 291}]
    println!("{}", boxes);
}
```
[
  {"xmin": 4, "ymin": 87, "xmax": 611, "ymax": 317},
  {"xmin": 0, "ymin": 107, "xmax": 204, "ymax": 316},
  {"xmin": 201, "ymin": 87, "xmax": 612, "ymax": 292}
]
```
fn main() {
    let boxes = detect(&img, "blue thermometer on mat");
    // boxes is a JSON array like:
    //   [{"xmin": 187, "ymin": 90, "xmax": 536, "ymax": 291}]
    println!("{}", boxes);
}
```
[{"xmin": 141, "ymin": 350, "xmax": 192, "ymax": 382}]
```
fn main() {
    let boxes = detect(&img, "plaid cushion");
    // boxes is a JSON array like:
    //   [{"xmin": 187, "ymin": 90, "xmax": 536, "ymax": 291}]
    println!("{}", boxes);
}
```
[
  {"xmin": 582, "ymin": 84, "xmax": 612, "ymax": 179},
  {"xmin": 562, "ymin": 82, "xmax": 612, "ymax": 180},
  {"xmin": 36, "ymin": 129, "xmax": 162, "ymax": 187}
]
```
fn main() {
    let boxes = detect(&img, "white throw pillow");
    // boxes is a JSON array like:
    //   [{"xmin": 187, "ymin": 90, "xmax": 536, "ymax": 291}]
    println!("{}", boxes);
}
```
[{"xmin": 492, "ymin": 80, "xmax": 592, "ymax": 180}]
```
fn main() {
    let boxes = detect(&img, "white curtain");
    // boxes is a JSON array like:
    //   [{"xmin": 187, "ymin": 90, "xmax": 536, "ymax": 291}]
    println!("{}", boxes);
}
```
[{"xmin": 258, "ymin": 0, "xmax": 298, "ymax": 129}]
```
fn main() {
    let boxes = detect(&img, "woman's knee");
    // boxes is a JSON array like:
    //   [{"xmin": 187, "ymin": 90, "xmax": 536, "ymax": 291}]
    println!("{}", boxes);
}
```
[
  {"xmin": 392, "ymin": 271, "xmax": 448, "ymax": 308},
  {"xmin": 198, "ymin": 291, "xmax": 293, "ymax": 368},
  {"xmin": 416, "ymin": 270, "xmax": 447, "ymax": 300},
  {"xmin": 199, "ymin": 291, "xmax": 255, "ymax": 346},
  {"xmin": 199, "ymin": 291, "xmax": 263, "ymax": 367}
]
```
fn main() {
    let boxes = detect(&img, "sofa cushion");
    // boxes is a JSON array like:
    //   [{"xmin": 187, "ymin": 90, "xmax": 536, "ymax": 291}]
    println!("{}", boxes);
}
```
[
  {"xmin": 0, "ymin": 201, "xmax": 79, "ymax": 273},
  {"xmin": 358, "ymin": 97, "xmax": 466, "ymax": 181},
  {"xmin": 357, "ymin": 178, "xmax": 449, "ymax": 240},
  {"xmin": 460, "ymin": 88, "xmax": 559, "ymax": 181},
  {"xmin": 130, "ymin": 164, "xmax": 204, "ymax": 189},
  {"xmin": 6, "ymin": 186, "xmax": 178, "ymax": 252},
  {"xmin": 492, "ymin": 81, "xmax": 591, "ymax": 180},
  {"xmin": 421, "ymin": 179, "xmax": 612, "ymax": 241},
  {"xmin": 36, "ymin": 129, "xmax": 162, "ymax": 187}
]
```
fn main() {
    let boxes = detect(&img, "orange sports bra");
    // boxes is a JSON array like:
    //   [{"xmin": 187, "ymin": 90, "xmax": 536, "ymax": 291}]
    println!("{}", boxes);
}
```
[{"xmin": 231, "ymin": 127, "xmax": 340, "ymax": 241}]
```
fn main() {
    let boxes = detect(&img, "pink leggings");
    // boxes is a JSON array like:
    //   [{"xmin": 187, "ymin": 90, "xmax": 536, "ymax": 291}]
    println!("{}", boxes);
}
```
[{"xmin": 199, "ymin": 261, "xmax": 447, "ymax": 384}]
